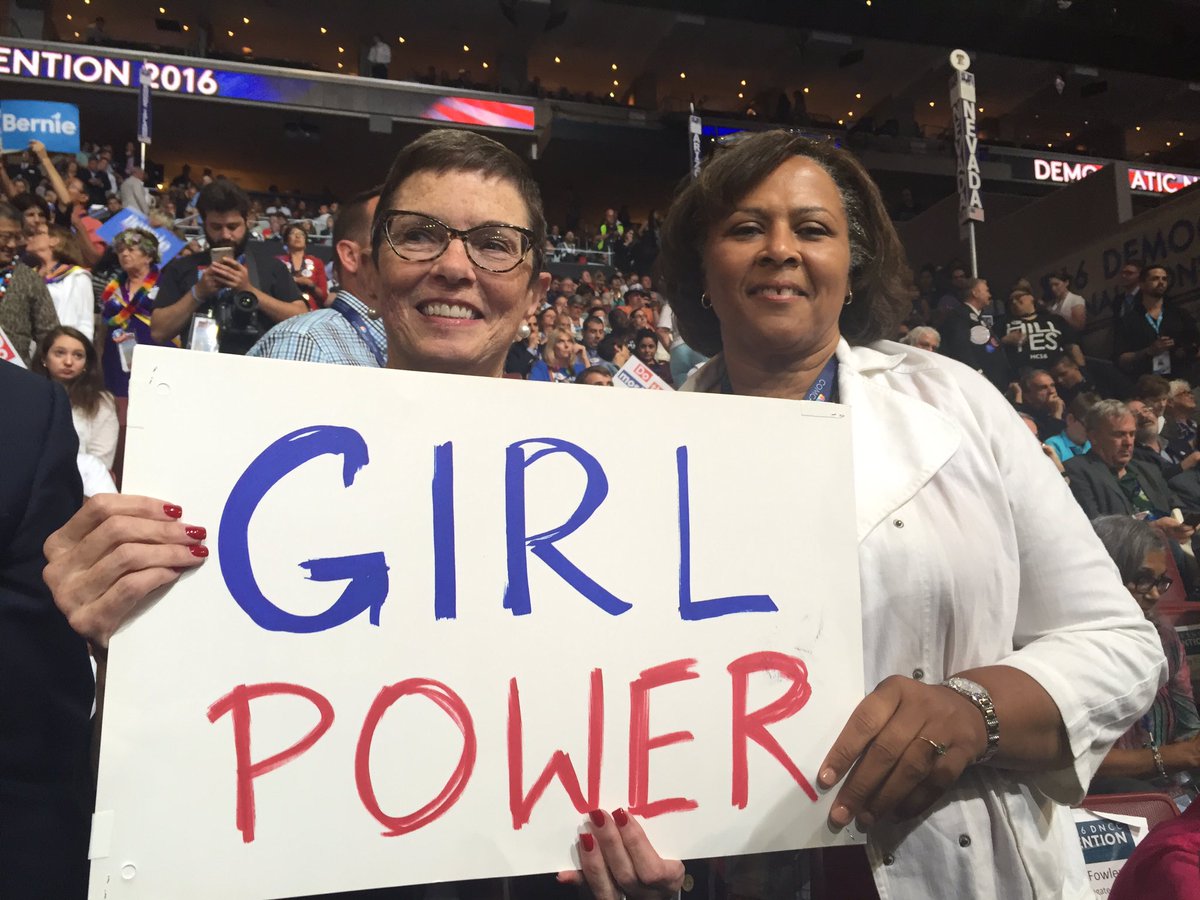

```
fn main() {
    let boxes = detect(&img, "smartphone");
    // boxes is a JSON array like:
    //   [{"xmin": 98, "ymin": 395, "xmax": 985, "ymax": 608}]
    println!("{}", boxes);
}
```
[{"xmin": 211, "ymin": 246, "xmax": 234, "ymax": 264}]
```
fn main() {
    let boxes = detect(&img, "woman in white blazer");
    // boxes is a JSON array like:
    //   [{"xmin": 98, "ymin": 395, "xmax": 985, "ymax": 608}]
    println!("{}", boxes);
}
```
[{"xmin": 636, "ymin": 131, "xmax": 1164, "ymax": 900}]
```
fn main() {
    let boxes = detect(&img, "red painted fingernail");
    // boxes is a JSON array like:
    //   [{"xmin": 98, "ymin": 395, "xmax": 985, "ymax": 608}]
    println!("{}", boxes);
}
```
[
  {"xmin": 189, "ymin": 545, "xmax": 209, "ymax": 558},
  {"xmin": 588, "ymin": 809, "xmax": 605, "ymax": 828},
  {"xmin": 612, "ymin": 808, "xmax": 629, "ymax": 828},
  {"xmin": 185, "ymin": 526, "xmax": 207, "ymax": 540},
  {"xmin": 164, "ymin": 504, "xmax": 183, "ymax": 519},
  {"xmin": 579, "ymin": 833, "xmax": 595, "ymax": 853}
]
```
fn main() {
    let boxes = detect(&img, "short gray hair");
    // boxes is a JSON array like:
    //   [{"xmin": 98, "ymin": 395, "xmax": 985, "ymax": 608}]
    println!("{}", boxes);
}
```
[
  {"xmin": 1091, "ymin": 515, "xmax": 1165, "ymax": 583},
  {"xmin": 1169, "ymin": 379, "xmax": 1193, "ymax": 399},
  {"xmin": 901, "ymin": 326, "xmax": 940, "ymax": 348},
  {"xmin": 1084, "ymin": 399, "xmax": 1130, "ymax": 433}
]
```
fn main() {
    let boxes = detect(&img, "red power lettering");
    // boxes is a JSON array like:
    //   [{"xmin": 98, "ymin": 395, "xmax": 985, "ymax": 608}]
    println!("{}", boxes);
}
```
[
  {"xmin": 355, "ymin": 678, "xmax": 476, "ymax": 836},
  {"xmin": 507, "ymin": 668, "xmax": 604, "ymax": 829},
  {"xmin": 628, "ymin": 658, "xmax": 700, "ymax": 818},
  {"xmin": 728, "ymin": 651, "xmax": 816, "ymax": 808},
  {"xmin": 206, "ymin": 682, "xmax": 335, "ymax": 843}
]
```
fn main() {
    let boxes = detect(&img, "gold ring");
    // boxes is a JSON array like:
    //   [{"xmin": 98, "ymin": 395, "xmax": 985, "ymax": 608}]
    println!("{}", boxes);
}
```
[{"xmin": 918, "ymin": 736, "xmax": 948, "ymax": 757}]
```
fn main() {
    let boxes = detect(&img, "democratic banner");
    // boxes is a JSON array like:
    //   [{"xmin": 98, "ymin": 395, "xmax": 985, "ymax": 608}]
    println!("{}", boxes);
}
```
[
  {"xmin": 96, "ymin": 208, "xmax": 185, "ymax": 266},
  {"xmin": 0, "ymin": 99, "xmax": 79, "ymax": 153},
  {"xmin": 614, "ymin": 355, "xmax": 673, "ymax": 390},
  {"xmin": 90, "ymin": 347, "xmax": 864, "ymax": 899}
]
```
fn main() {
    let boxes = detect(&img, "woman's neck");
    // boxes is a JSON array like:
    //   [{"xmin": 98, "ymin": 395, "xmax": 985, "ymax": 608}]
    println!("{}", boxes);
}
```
[
  {"xmin": 126, "ymin": 266, "xmax": 149, "ymax": 283},
  {"xmin": 723, "ymin": 331, "xmax": 841, "ymax": 400}
]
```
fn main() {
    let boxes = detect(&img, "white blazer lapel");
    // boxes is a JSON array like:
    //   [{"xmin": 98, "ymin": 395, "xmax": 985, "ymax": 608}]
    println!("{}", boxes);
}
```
[{"xmin": 837, "ymin": 344, "xmax": 963, "ymax": 542}]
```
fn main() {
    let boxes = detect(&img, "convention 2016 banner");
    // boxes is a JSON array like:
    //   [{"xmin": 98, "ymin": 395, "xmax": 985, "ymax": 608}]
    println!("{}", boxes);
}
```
[{"xmin": 90, "ymin": 347, "xmax": 864, "ymax": 900}]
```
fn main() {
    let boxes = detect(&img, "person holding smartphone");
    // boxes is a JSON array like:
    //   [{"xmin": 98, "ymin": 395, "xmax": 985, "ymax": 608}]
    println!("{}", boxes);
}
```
[{"xmin": 150, "ymin": 179, "xmax": 306, "ymax": 355}]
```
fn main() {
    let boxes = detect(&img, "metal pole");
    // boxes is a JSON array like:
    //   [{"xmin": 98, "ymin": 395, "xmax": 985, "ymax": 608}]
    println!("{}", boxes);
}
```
[
  {"xmin": 139, "ymin": 141, "xmax": 146, "ymax": 170},
  {"xmin": 967, "ymin": 221, "xmax": 978, "ymax": 278}
]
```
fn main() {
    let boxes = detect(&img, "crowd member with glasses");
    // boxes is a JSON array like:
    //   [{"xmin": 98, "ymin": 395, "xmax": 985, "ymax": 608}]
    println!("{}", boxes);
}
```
[
  {"xmin": 249, "ymin": 188, "xmax": 385, "ymax": 366},
  {"xmin": 0, "ymin": 202, "xmax": 60, "ymax": 365},
  {"xmin": 1090, "ymin": 515, "xmax": 1200, "ymax": 795},
  {"xmin": 43, "ymin": 128, "xmax": 684, "ymax": 900}
]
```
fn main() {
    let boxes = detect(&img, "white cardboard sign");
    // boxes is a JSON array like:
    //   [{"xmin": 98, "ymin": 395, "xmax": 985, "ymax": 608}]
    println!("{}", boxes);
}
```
[{"xmin": 90, "ymin": 346, "xmax": 864, "ymax": 900}]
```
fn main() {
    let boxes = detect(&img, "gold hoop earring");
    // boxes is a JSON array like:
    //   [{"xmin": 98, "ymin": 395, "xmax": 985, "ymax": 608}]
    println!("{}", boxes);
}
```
[
  {"xmin": 700, "ymin": 293, "xmax": 712, "ymax": 310},
  {"xmin": 844, "ymin": 290, "xmax": 854, "ymax": 306}
]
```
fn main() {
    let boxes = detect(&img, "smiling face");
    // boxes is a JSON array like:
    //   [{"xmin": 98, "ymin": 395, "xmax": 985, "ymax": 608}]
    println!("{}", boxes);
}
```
[
  {"xmin": 702, "ymin": 156, "xmax": 850, "ymax": 364},
  {"xmin": 45, "ymin": 334, "xmax": 87, "ymax": 383},
  {"xmin": 375, "ymin": 169, "xmax": 549, "ymax": 378}
]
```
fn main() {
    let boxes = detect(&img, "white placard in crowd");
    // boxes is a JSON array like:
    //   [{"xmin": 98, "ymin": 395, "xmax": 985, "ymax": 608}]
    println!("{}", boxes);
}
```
[
  {"xmin": 614, "ymin": 355, "xmax": 672, "ymax": 390},
  {"xmin": 949, "ymin": 55, "xmax": 985, "ymax": 229},
  {"xmin": 91, "ymin": 346, "xmax": 863, "ymax": 899},
  {"xmin": 0, "ymin": 324, "xmax": 26, "ymax": 367},
  {"xmin": 1072, "ymin": 807, "xmax": 1148, "ymax": 898}
]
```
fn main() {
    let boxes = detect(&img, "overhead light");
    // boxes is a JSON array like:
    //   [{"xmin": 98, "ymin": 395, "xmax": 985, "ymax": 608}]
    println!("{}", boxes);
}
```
[
  {"xmin": 158, "ymin": 7, "xmax": 165, "ymax": 13},
  {"xmin": 1047, "ymin": 143, "xmax": 1052, "ymax": 148},
  {"xmin": 183, "ymin": 24, "xmax": 189, "ymax": 31},
  {"xmin": 337, "ymin": 46, "xmax": 344, "ymax": 53},
  {"xmin": 612, "ymin": 63, "xmax": 618, "ymax": 71},
  {"xmin": 1167, "ymin": 141, "xmax": 1173, "ymax": 147},
  {"xmin": 855, "ymin": 92, "xmax": 862, "ymax": 99},
  {"xmin": 74, "ymin": 30, "xmax": 80, "ymax": 37},
  {"xmin": 1065, "ymin": 131, "xmax": 1071, "ymax": 137},
  {"xmin": 679, "ymin": 71, "xmax": 686, "ymax": 79},
  {"xmin": 803, "ymin": 86, "xmax": 810, "ymax": 93},
  {"xmin": 740, "ymin": 79, "xmax": 747, "ymax": 86},
  {"xmin": 320, "ymin": 27, "xmax": 327, "ymax": 34},
  {"xmin": 337, "ymin": 62, "xmax": 344, "ymax": 69},
  {"xmin": 66, "ymin": 13, "xmax": 72, "ymax": 20},
  {"xmin": 1135, "ymin": 125, "xmax": 1142, "ymax": 131},
  {"xmin": 241, "ymin": 46, "xmax": 253, "ymax": 54},
  {"xmin": 848, "ymin": 111, "xmax": 855, "ymax": 116},
  {"xmin": 482, "ymin": 61, "xmax": 489, "ymax": 68},
  {"xmin": 928, "ymin": 100, "xmax": 935, "ymax": 107},
  {"xmin": 462, "ymin": 44, "xmax": 470, "ymax": 52},
  {"xmin": 554, "ymin": 55, "xmax": 561, "ymax": 63},
  {"xmin": 612, "ymin": 79, "xmax": 619, "ymax": 86},
  {"xmin": 978, "ymin": 106, "xmax": 984, "ymax": 112},
  {"xmin": 838, "ymin": 118, "xmax": 844, "ymax": 125},
  {"xmin": 866, "ymin": 0, "xmax": 872, "ymax": 5},
  {"xmin": 1181, "ymin": 131, "xmax": 1186, "ymax": 137},
  {"xmin": 398, "ymin": 36, "xmax": 405, "ymax": 43},
  {"xmin": 242, "ymin": 16, "xmax": 250, "ymax": 24},
  {"xmin": 608, "ymin": 91, "xmax": 615, "ymax": 98},
  {"xmin": 738, "ymin": 92, "xmax": 744, "ymax": 98},
  {"xmin": 227, "ymin": 30, "xmax": 234, "ymax": 37}
]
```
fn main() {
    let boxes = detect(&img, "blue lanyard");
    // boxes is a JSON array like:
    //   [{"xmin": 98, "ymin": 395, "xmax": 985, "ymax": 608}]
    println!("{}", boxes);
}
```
[
  {"xmin": 720, "ymin": 354, "xmax": 839, "ymax": 402},
  {"xmin": 331, "ymin": 296, "xmax": 386, "ymax": 367},
  {"xmin": 1146, "ymin": 311, "xmax": 1163, "ymax": 335}
]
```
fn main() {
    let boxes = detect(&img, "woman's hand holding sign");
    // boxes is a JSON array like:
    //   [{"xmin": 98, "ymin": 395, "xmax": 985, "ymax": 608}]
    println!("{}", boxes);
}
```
[
  {"xmin": 558, "ymin": 808, "xmax": 685, "ymax": 900},
  {"xmin": 43, "ymin": 494, "xmax": 209, "ymax": 650}
]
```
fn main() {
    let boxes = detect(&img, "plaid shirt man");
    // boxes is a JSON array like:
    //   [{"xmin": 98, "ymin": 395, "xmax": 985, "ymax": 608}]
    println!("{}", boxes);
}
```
[{"xmin": 246, "ymin": 290, "xmax": 385, "ymax": 366}]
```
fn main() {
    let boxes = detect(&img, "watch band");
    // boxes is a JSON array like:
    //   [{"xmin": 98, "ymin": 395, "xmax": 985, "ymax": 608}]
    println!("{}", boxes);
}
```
[{"xmin": 941, "ymin": 676, "xmax": 1000, "ymax": 763}]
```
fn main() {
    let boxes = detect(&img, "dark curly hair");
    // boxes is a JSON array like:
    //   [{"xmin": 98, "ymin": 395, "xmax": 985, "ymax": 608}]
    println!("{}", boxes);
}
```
[{"xmin": 658, "ymin": 131, "xmax": 913, "ymax": 357}]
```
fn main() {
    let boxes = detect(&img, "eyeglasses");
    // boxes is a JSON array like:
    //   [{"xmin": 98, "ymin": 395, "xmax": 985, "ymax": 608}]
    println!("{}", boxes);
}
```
[
  {"xmin": 377, "ymin": 210, "xmax": 534, "ymax": 274},
  {"xmin": 1130, "ymin": 572, "xmax": 1173, "ymax": 595}
]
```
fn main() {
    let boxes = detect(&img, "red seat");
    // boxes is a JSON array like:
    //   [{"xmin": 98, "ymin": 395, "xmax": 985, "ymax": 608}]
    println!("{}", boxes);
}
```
[{"xmin": 1080, "ymin": 792, "xmax": 1182, "ymax": 830}]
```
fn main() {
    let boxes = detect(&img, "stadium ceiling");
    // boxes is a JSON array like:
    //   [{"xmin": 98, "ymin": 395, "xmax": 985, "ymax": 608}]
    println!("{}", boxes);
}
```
[{"xmin": 44, "ymin": 0, "xmax": 1200, "ymax": 167}]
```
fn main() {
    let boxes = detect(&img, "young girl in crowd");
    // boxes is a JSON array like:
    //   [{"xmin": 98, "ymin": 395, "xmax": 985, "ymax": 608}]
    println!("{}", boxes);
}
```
[{"xmin": 33, "ymin": 325, "xmax": 118, "ymax": 496}]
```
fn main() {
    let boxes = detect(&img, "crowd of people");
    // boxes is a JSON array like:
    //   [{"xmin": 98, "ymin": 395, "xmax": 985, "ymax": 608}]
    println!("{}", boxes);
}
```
[{"xmin": 3, "ymin": 119, "xmax": 1197, "ymax": 900}]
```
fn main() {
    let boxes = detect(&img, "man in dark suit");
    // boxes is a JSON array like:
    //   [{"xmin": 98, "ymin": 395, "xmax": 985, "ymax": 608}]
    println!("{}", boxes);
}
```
[{"xmin": 0, "ymin": 360, "xmax": 93, "ymax": 898}]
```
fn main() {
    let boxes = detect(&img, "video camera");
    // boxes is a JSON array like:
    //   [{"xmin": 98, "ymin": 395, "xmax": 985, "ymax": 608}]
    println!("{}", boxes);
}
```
[{"xmin": 209, "ymin": 287, "xmax": 263, "ymax": 354}]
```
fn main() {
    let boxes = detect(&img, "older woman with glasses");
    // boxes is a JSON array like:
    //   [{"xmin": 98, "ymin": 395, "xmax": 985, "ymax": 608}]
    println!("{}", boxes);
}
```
[
  {"xmin": 0, "ymin": 201, "xmax": 59, "ymax": 365},
  {"xmin": 1091, "ymin": 514, "xmax": 1200, "ymax": 794},
  {"xmin": 43, "ymin": 129, "xmax": 684, "ymax": 900}
]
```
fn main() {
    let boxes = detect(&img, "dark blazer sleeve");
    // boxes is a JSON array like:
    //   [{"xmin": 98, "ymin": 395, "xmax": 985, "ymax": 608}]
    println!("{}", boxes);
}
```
[
  {"xmin": 1066, "ymin": 455, "xmax": 1106, "ymax": 519},
  {"xmin": 1133, "ymin": 459, "xmax": 1179, "ymax": 514},
  {"xmin": 0, "ymin": 362, "xmax": 93, "ymax": 898}
]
